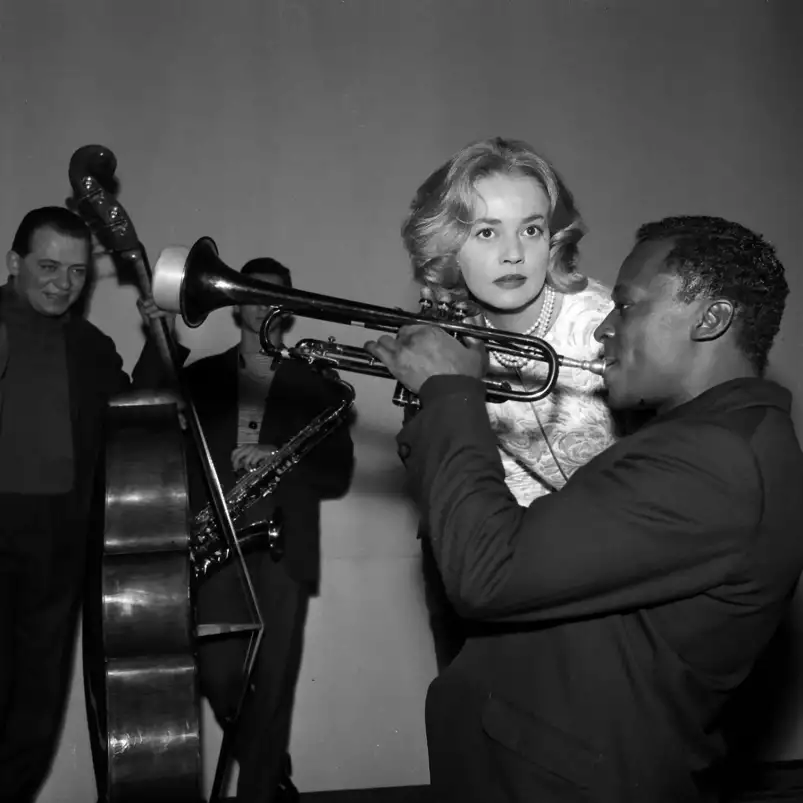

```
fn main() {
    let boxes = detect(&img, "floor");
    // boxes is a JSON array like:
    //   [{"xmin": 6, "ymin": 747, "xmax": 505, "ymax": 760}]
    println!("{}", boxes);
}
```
[
  {"xmin": 217, "ymin": 762, "xmax": 803, "ymax": 802},
  {"xmin": 222, "ymin": 788, "xmax": 431, "ymax": 803},
  {"xmin": 300, "ymin": 788, "xmax": 431, "ymax": 802}
]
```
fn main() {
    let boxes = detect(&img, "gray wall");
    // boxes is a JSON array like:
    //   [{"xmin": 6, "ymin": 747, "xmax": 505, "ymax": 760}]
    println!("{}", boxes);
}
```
[{"xmin": 1, "ymin": 1, "xmax": 800, "ymax": 798}]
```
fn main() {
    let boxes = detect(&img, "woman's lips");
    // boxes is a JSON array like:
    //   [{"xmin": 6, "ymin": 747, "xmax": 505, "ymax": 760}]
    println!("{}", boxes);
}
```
[{"xmin": 493, "ymin": 275, "xmax": 527, "ymax": 289}]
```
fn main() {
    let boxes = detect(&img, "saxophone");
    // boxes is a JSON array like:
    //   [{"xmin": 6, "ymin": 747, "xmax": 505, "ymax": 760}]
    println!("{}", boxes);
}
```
[{"xmin": 190, "ymin": 373, "xmax": 355, "ymax": 582}]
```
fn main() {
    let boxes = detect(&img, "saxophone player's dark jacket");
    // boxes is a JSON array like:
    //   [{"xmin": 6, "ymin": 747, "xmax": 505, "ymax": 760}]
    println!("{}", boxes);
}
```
[
  {"xmin": 178, "ymin": 345, "xmax": 354, "ymax": 591},
  {"xmin": 397, "ymin": 375, "xmax": 803, "ymax": 803}
]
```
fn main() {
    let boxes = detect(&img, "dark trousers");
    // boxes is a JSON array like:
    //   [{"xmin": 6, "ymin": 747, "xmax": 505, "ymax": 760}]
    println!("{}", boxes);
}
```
[
  {"xmin": 197, "ymin": 549, "xmax": 309, "ymax": 803},
  {"xmin": 722, "ymin": 760, "xmax": 803, "ymax": 801},
  {"xmin": 421, "ymin": 536, "xmax": 466, "ymax": 672},
  {"xmin": 0, "ymin": 493, "xmax": 82, "ymax": 803}
]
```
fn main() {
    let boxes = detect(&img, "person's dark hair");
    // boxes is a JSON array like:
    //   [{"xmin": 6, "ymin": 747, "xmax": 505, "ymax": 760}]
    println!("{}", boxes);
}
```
[
  {"xmin": 241, "ymin": 257, "xmax": 293, "ymax": 288},
  {"xmin": 10, "ymin": 206, "xmax": 91, "ymax": 256},
  {"xmin": 636, "ymin": 215, "xmax": 788, "ymax": 375}
]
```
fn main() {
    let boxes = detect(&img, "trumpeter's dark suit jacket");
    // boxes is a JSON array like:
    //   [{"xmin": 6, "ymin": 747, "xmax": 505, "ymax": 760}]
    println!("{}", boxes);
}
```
[{"xmin": 398, "ymin": 376, "xmax": 803, "ymax": 803}]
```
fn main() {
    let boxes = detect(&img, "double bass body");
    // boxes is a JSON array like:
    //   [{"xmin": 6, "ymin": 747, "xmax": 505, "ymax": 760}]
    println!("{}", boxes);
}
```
[{"xmin": 84, "ymin": 390, "xmax": 201, "ymax": 803}]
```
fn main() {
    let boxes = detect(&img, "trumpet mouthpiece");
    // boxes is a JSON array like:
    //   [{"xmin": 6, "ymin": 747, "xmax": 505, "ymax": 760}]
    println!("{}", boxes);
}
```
[
  {"xmin": 558, "ymin": 355, "xmax": 608, "ymax": 376},
  {"xmin": 589, "ymin": 358, "xmax": 608, "ymax": 376}
]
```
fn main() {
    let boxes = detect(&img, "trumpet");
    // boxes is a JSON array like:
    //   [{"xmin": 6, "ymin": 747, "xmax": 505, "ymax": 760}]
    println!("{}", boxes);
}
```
[{"xmin": 152, "ymin": 237, "xmax": 607, "ymax": 405}]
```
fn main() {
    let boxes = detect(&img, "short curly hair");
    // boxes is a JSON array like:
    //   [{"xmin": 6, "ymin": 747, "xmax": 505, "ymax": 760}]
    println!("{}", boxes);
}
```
[
  {"xmin": 401, "ymin": 137, "xmax": 588, "ymax": 303},
  {"xmin": 636, "ymin": 216, "xmax": 788, "ymax": 375}
]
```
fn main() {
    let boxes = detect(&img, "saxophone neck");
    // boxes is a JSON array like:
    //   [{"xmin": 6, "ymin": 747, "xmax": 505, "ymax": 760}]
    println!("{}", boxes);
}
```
[{"xmin": 319, "ymin": 367, "xmax": 357, "ymax": 408}]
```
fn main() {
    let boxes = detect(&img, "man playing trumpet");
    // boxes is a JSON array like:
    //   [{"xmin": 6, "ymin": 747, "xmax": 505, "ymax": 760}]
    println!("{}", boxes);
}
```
[{"xmin": 366, "ymin": 215, "xmax": 803, "ymax": 803}]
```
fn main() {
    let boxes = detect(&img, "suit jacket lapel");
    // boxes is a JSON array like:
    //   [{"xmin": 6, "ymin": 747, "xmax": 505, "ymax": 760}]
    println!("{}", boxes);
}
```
[
  {"xmin": 0, "ymin": 321, "xmax": 8, "ymax": 423},
  {"xmin": 190, "ymin": 346, "xmax": 240, "ymax": 484},
  {"xmin": 221, "ymin": 347, "xmax": 240, "ymax": 454}
]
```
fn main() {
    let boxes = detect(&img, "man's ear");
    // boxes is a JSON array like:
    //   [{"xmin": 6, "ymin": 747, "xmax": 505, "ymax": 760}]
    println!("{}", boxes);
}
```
[
  {"xmin": 6, "ymin": 250, "xmax": 20, "ymax": 277},
  {"xmin": 692, "ymin": 299, "xmax": 736, "ymax": 342}
]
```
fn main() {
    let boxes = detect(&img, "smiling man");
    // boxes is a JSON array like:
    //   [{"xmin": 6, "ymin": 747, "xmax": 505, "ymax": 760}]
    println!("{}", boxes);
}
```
[
  {"xmin": 0, "ymin": 206, "xmax": 136, "ymax": 803},
  {"xmin": 366, "ymin": 215, "xmax": 803, "ymax": 803}
]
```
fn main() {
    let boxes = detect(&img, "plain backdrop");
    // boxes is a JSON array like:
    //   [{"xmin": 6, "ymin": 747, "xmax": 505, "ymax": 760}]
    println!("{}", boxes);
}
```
[{"xmin": 1, "ymin": 1, "xmax": 801, "ymax": 799}]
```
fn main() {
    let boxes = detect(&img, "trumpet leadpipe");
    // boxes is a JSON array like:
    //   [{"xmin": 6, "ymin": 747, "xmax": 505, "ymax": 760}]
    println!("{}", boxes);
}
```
[{"xmin": 290, "ymin": 338, "xmax": 606, "ymax": 378}]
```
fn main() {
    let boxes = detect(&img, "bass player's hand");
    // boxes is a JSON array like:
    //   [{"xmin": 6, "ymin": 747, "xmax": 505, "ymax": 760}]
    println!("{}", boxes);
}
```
[{"xmin": 137, "ymin": 295, "xmax": 177, "ymax": 336}]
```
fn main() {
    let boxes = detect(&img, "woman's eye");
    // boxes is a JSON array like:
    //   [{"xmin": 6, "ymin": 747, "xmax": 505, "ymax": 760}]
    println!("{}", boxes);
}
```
[
  {"xmin": 523, "ymin": 225, "xmax": 543, "ymax": 237},
  {"xmin": 475, "ymin": 228, "xmax": 494, "ymax": 239}
]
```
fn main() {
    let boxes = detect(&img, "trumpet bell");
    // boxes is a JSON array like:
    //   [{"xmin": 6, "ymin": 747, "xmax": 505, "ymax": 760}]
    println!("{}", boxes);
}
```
[
  {"xmin": 152, "ymin": 246, "xmax": 188, "ymax": 317},
  {"xmin": 152, "ymin": 237, "xmax": 226, "ymax": 328}
]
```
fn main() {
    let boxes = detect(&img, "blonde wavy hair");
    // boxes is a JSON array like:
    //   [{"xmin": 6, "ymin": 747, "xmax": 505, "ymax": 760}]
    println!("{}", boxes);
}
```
[{"xmin": 401, "ymin": 137, "xmax": 588, "ymax": 303}]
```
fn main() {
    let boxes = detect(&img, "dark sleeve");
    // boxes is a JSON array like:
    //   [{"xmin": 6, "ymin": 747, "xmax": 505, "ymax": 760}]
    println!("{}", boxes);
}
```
[
  {"xmin": 181, "ymin": 355, "xmax": 208, "ymax": 397},
  {"xmin": 130, "ymin": 337, "xmax": 191, "ymax": 390},
  {"xmin": 267, "ymin": 369, "xmax": 355, "ymax": 500},
  {"xmin": 94, "ymin": 331, "xmax": 131, "ymax": 396},
  {"xmin": 397, "ymin": 375, "xmax": 762, "ymax": 623}
]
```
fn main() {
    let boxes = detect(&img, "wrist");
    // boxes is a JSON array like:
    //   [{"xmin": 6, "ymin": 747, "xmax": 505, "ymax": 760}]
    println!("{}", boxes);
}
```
[{"xmin": 418, "ymin": 375, "xmax": 485, "ymax": 406}]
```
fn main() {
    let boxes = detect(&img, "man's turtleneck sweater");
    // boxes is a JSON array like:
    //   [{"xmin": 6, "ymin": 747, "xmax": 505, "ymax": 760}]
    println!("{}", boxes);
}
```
[{"xmin": 0, "ymin": 286, "xmax": 74, "ymax": 494}]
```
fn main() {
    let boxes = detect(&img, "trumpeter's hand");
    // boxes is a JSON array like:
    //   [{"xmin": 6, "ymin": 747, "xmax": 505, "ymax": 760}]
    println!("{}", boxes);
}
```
[{"xmin": 364, "ymin": 324, "xmax": 487, "ymax": 395}]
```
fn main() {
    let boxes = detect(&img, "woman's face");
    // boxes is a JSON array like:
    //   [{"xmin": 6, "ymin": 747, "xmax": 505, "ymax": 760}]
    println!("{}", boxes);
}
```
[{"xmin": 456, "ymin": 172, "xmax": 551, "ymax": 313}]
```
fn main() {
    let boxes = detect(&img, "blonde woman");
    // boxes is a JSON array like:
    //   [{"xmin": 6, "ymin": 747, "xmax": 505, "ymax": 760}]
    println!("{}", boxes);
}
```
[{"xmin": 402, "ymin": 136, "xmax": 619, "ymax": 667}]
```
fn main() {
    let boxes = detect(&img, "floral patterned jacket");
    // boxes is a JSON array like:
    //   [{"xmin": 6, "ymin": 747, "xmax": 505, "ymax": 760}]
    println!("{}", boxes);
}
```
[{"xmin": 484, "ymin": 278, "xmax": 617, "ymax": 505}]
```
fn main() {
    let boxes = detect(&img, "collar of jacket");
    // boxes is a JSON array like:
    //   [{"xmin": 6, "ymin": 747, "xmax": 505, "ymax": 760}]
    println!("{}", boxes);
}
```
[{"xmin": 648, "ymin": 377, "xmax": 791, "ymax": 428}]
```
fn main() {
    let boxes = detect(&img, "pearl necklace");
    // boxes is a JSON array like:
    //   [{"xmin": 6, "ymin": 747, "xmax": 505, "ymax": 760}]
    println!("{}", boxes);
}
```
[{"xmin": 483, "ymin": 285, "xmax": 556, "ymax": 369}]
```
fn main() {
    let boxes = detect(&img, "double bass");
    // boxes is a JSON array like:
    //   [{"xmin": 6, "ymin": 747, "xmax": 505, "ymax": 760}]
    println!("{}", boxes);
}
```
[{"xmin": 69, "ymin": 146, "xmax": 262, "ymax": 803}]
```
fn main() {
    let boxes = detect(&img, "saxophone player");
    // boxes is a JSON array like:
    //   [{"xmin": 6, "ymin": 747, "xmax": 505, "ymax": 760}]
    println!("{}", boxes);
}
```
[{"xmin": 139, "ymin": 257, "xmax": 355, "ymax": 803}]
